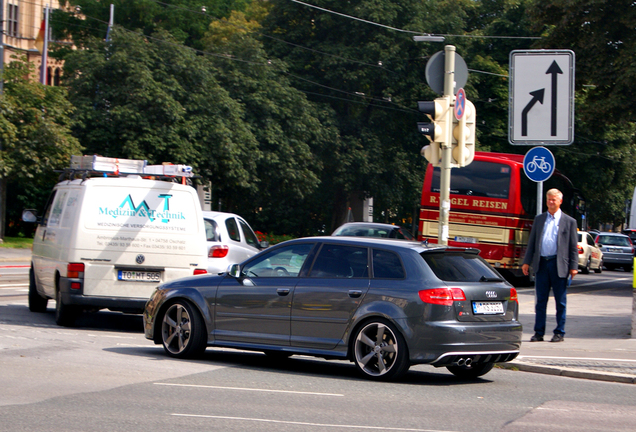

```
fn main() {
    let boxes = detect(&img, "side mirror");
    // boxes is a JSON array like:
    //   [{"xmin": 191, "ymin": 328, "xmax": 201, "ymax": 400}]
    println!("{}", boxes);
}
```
[
  {"xmin": 22, "ymin": 209, "xmax": 38, "ymax": 223},
  {"xmin": 228, "ymin": 264, "xmax": 241, "ymax": 278},
  {"xmin": 259, "ymin": 240, "xmax": 269, "ymax": 249}
]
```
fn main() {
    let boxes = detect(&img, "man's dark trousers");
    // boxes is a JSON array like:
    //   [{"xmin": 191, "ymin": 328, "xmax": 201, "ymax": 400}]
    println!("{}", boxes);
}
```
[{"xmin": 534, "ymin": 256, "xmax": 567, "ymax": 336}]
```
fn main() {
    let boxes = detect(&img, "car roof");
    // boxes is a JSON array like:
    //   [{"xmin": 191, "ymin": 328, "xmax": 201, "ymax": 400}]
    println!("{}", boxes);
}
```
[
  {"xmin": 596, "ymin": 232, "xmax": 628, "ymax": 237},
  {"xmin": 202, "ymin": 211, "xmax": 242, "ymax": 220},
  {"xmin": 283, "ymin": 236, "xmax": 478, "ymax": 255},
  {"xmin": 335, "ymin": 222, "xmax": 405, "ymax": 229}
]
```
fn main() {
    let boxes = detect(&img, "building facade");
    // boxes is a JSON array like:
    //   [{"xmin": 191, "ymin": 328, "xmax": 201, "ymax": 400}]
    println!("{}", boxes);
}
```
[{"xmin": 2, "ymin": 0, "xmax": 64, "ymax": 85}]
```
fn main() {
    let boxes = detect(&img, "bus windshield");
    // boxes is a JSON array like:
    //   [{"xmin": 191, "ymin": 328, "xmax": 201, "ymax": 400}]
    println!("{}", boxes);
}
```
[{"xmin": 431, "ymin": 161, "xmax": 511, "ymax": 199}]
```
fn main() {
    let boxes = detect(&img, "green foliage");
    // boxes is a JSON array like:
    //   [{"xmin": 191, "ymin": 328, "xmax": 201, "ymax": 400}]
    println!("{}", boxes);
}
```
[
  {"xmin": 0, "ymin": 237, "xmax": 34, "ymax": 248},
  {"xmin": 0, "ymin": 57, "xmax": 82, "ymax": 236}
]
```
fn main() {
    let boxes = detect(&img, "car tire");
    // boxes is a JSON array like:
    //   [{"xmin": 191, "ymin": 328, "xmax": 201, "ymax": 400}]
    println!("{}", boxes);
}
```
[
  {"xmin": 55, "ymin": 287, "xmax": 79, "ymax": 327},
  {"xmin": 161, "ymin": 300, "xmax": 207, "ymax": 359},
  {"xmin": 352, "ymin": 319, "xmax": 410, "ymax": 381},
  {"xmin": 446, "ymin": 361, "xmax": 495, "ymax": 379},
  {"xmin": 582, "ymin": 257, "xmax": 591, "ymax": 274},
  {"xmin": 28, "ymin": 267, "xmax": 48, "ymax": 313},
  {"xmin": 594, "ymin": 260, "xmax": 603, "ymax": 273}
]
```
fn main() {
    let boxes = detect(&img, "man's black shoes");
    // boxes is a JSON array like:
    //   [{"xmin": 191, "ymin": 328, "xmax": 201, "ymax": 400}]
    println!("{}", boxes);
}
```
[
  {"xmin": 551, "ymin": 333, "xmax": 565, "ymax": 343},
  {"xmin": 530, "ymin": 334, "xmax": 544, "ymax": 342}
]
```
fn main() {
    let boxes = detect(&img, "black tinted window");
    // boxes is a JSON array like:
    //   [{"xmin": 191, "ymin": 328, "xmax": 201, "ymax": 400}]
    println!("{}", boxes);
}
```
[
  {"xmin": 310, "ymin": 244, "xmax": 368, "ymax": 278},
  {"xmin": 372, "ymin": 249, "xmax": 405, "ymax": 279},
  {"xmin": 421, "ymin": 252, "xmax": 501, "ymax": 282}
]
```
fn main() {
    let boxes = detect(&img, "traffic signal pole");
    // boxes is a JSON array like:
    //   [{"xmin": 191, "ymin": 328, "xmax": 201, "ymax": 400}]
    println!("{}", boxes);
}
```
[{"xmin": 438, "ymin": 45, "xmax": 456, "ymax": 245}]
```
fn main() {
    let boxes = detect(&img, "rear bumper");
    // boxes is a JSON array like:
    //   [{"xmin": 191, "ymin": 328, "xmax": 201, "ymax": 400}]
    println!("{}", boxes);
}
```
[
  {"xmin": 405, "ymin": 320, "xmax": 523, "ymax": 365},
  {"xmin": 59, "ymin": 277, "xmax": 148, "ymax": 313}
]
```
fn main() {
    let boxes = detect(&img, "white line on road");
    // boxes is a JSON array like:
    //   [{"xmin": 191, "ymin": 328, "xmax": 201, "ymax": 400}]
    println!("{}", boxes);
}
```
[
  {"xmin": 519, "ymin": 355, "xmax": 636, "ymax": 363},
  {"xmin": 156, "ymin": 382, "xmax": 344, "ymax": 397},
  {"xmin": 0, "ymin": 284, "xmax": 28, "ymax": 288},
  {"xmin": 170, "ymin": 414, "xmax": 459, "ymax": 431}
]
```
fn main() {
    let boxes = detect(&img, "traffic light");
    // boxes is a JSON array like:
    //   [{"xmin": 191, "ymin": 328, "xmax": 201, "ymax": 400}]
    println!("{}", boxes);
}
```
[
  {"xmin": 451, "ymin": 99, "xmax": 476, "ymax": 167},
  {"xmin": 417, "ymin": 96, "xmax": 451, "ymax": 166}
]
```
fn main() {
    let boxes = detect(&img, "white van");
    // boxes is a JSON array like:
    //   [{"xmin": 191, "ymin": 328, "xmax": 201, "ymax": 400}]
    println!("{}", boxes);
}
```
[{"xmin": 23, "ymin": 157, "xmax": 208, "ymax": 326}]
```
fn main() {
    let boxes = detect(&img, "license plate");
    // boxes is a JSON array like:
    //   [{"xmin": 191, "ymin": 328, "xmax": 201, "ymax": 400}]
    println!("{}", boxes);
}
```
[
  {"xmin": 454, "ymin": 236, "xmax": 478, "ymax": 244},
  {"xmin": 118, "ymin": 270, "xmax": 161, "ymax": 282},
  {"xmin": 472, "ymin": 301, "xmax": 505, "ymax": 315},
  {"xmin": 608, "ymin": 247, "xmax": 621, "ymax": 252}
]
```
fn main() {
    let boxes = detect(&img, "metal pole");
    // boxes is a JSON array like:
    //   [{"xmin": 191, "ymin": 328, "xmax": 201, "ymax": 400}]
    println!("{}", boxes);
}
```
[
  {"xmin": 40, "ymin": 5, "xmax": 49, "ymax": 85},
  {"xmin": 0, "ymin": 0, "xmax": 4, "ymax": 240},
  {"xmin": 437, "ymin": 45, "xmax": 455, "ymax": 245},
  {"xmin": 537, "ymin": 181, "xmax": 543, "ymax": 216}
]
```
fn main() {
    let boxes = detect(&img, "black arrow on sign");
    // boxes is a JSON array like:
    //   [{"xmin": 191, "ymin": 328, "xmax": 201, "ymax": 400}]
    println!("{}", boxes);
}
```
[
  {"xmin": 546, "ymin": 61, "xmax": 563, "ymax": 136},
  {"xmin": 521, "ymin": 89, "xmax": 545, "ymax": 136}
]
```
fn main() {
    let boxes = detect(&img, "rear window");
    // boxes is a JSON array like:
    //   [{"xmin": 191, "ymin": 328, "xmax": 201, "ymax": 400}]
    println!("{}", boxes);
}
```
[
  {"xmin": 421, "ymin": 252, "xmax": 502, "ymax": 282},
  {"xmin": 204, "ymin": 219, "xmax": 220, "ymax": 242},
  {"xmin": 597, "ymin": 235, "xmax": 631, "ymax": 246}
]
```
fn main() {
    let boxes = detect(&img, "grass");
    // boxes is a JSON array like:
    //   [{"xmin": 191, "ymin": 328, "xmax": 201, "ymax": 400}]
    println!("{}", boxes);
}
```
[{"xmin": 0, "ymin": 236, "xmax": 34, "ymax": 249}]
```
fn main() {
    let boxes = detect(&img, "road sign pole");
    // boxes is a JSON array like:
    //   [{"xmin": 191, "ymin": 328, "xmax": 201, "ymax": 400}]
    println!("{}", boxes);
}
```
[
  {"xmin": 438, "ymin": 45, "xmax": 455, "ymax": 245},
  {"xmin": 537, "ymin": 181, "xmax": 543, "ymax": 216}
]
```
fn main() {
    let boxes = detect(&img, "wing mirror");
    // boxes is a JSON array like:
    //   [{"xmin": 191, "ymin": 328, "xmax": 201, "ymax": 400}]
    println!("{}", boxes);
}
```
[
  {"xmin": 22, "ymin": 209, "xmax": 39, "ymax": 224},
  {"xmin": 228, "ymin": 264, "xmax": 241, "ymax": 278}
]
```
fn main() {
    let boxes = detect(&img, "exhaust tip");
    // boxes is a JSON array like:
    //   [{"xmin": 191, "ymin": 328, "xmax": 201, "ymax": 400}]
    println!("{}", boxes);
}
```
[{"xmin": 457, "ymin": 358, "xmax": 465, "ymax": 366}]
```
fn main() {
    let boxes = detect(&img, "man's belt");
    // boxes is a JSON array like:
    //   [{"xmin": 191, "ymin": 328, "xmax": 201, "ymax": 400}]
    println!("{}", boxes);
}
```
[{"xmin": 541, "ymin": 255, "xmax": 557, "ymax": 261}]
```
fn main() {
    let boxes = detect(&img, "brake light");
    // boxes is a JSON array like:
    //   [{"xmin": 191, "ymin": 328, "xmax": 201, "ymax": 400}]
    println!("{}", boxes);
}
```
[
  {"xmin": 67, "ymin": 263, "xmax": 85, "ymax": 278},
  {"xmin": 419, "ymin": 288, "xmax": 466, "ymax": 306},
  {"xmin": 510, "ymin": 287, "xmax": 518, "ymax": 303},
  {"xmin": 209, "ymin": 245, "xmax": 229, "ymax": 258},
  {"xmin": 578, "ymin": 245, "xmax": 584, "ymax": 254},
  {"xmin": 193, "ymin": 269, "xmax": 207, "ymax": 275}
]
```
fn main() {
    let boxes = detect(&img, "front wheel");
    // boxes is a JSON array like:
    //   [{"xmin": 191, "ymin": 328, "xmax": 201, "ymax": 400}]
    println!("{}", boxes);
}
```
[
  {"xmin": 28, "ymin": 267, "xmax": 48, "ymax": 313},
  {"xmin": 582, "ymin": 257, "xmax": 591, "ymax": 274},
  {"xmin": 353, "ymin": 320, "xmax": 409, "ymax": 381},
  {"xmin": 447, "ymin": 362, "xmax": 495, "ymax": 379},
  {"xmin": 594, "ymin": 260, "xmax": 603, "ymax": 273},
  {"xmin": 161, "ymin": 300, "xmax": 207, "ymax": 358}
]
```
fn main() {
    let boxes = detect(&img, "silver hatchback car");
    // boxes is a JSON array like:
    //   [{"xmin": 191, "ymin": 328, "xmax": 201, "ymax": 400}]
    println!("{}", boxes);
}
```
[
  {"xmin": 594, "ymin": 232, "xmax": 634, "ymax": 271},
  {"xmin": 144, "ymin": 237, "xmax": 522, "ymax": 380}
]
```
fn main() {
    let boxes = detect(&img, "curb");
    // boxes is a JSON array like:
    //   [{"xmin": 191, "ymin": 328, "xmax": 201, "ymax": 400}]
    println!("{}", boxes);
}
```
[{"xmin": 502, "ymin": 361, "xmax": 636, "ymax": 384}]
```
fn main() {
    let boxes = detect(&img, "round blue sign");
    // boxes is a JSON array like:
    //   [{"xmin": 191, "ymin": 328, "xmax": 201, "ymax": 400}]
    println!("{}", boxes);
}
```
[{"xmin": 523, "ymin": 146, "xmax": 555, "ymax": 182}]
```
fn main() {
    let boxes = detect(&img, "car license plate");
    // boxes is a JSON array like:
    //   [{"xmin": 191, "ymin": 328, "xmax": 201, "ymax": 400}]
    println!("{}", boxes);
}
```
[
  {"xmin": 608, "ymin": 247, "xmax": 621, "ymax": 252},
  {"xmin": 118, "ymin": 270, "xmax": 161, "ymax": 282},
  {"xmin": 472, "ymin": 301, "xmax": 504, "ymax": 315},
  {"xmin": 454, "ymin": 236, "xmax": 478, "ymax": 244}
]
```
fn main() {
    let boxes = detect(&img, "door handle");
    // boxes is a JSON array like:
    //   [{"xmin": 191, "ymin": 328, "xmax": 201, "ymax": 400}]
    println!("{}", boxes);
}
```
[
  {"xmin": 348, "ymin": 290, "xmax": 362, "ymax": 298},
  {"xmin": 277, "ymin": 288, "xmax": 290, "ymax": 296}
]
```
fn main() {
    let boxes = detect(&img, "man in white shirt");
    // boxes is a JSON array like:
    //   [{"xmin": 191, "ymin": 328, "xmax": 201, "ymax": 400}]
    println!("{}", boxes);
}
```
[{"xmin": 522, "ymin": 189, "xmax": 579, "ymax": 342}]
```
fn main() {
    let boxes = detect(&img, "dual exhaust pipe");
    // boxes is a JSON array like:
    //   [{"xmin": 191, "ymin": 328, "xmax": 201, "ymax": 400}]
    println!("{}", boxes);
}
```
[{"xmin": 455, "ymin": 357, "xmax": 473, "ymax": 367}]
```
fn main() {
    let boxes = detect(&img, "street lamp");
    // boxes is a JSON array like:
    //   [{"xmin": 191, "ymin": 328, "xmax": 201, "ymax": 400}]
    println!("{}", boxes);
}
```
[{"xmin": 413, "ymin": 35, "xmax": 445, "ymax": 43}]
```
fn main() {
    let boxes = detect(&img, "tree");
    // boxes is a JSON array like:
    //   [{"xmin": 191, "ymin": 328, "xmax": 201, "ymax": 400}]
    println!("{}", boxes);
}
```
[
  {"xmin": 0, "ymin": 57, "xmax": 82, "ymax": 238},
  {"xmin": 63, "ymin": 28, "xmax": 261, "ymax": 199}
]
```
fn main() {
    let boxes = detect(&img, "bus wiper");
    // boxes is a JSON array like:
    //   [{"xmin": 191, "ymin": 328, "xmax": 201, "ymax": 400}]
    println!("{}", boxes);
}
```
[{"xmin": 479, "ymin": 275, "xmax": 503, "ymax": 282}]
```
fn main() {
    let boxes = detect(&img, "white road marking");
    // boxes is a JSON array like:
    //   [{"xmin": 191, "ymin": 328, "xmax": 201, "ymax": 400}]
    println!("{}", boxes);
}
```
[
  {"xmin": 156, "ymin": 382, "xmax": 343, "ymax": 397},
  {"xmin": 0, "ymin": 284, "xmax": 29, "ymax": 288},
  {"xmin": 170, "ymin": 414, "xmax": 459, "ymax": 431}
]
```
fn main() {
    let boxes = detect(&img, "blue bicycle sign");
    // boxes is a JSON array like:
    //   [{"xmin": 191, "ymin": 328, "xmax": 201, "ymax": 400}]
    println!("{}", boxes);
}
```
[{"xmin": 524, "ymin": 147, "xmax": 555, "ymax": 182}]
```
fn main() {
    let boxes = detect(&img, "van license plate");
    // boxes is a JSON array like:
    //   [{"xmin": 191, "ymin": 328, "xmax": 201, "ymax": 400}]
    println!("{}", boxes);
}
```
[
  {"xmin": 472, "ymin": 301, "xmax": 504, "ymax": 315},
  {"xmin": 118, "ymin": 270, "xmax": 161, "ymax": 282}
]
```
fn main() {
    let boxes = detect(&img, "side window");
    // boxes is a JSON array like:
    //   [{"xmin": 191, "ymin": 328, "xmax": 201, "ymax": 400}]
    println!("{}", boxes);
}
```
[
  {"xmin": 587, "ymin": 234, "xmax": 595, "ymax": 246},
  {"xmin": 242, "ymin": 243, "xmax": 314, "ymax": 278},
  {"xmin": 41, "ymin": 191, "xmax": 58, "ymax": 227},
  {"xmin": 204, "ymin": 219, "xmax": 220, "ymax": 242},
  {"xmin": 372, "ymin": 249, "xmax": 405, "ymax": 279},
  {"xmin": 310, "ymin": 244, "xmax": 368, "ymax": 278},
  {"xmin": 47, "ymin": 190, "xmax": 67, "ymax": 228},
  {"xmin": 225, "ymin": 217, "xmax": 240, "ymax": 242},
  {"xmin": 239, "ymin": 219, "xmax": 259, "ymax": 248}
]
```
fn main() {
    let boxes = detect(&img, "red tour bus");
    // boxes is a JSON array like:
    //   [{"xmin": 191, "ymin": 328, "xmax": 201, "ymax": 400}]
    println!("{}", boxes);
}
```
[{"xmin": 419, "ymin": 151, "xmax": 585, "ymax": 283}]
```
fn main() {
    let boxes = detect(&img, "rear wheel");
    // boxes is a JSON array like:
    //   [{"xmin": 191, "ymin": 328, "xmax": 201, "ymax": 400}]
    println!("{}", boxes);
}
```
[
  {"xmin": 161, "ymin": 300, "xmax": 207, "ymax": 358},
  {"xmin": 582, "ymin": 257, "xmax": 591, "ymax": 274},
  {"xmin": 594, "ymin": 259, "xmax": 603, "ymax": 273},
  {"xmin": 55, "ymin": 288, "xmax": 80, "ymax": 327},
  {"xmin": 28, "ymin": 267, "xmax": 48, "ymax": 313},
  {"xmin": 353, "ymin": 319, "xmax": 410, "ymax": 381},
  {"xmin": 447, "ymin": 362, "xmax": 495, "ymax": 379}
]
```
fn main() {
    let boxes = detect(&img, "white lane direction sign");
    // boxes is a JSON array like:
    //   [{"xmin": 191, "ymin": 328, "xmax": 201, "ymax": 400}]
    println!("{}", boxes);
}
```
[{"xmin": 509, "ymin": 50, "xmax": 575, "ymax": 145}]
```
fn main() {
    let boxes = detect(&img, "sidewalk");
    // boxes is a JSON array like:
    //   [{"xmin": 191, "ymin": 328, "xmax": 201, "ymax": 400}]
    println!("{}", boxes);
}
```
[
  {"xmin": 2, "ymin": 247, "xmax": 634, "ymax": 383},
  {"xmin": 506, "ymin": 274, "xmax": 636, "ymax": 384}
]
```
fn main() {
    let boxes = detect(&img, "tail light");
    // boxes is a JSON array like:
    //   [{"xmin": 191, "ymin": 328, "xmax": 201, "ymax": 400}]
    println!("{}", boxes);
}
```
[
  {"xmin": 578, "ymin": 245, "xmax": 584, "ymax": 254},
  {"xmin": 209, "ymin": 245, "xmax": 229, "ymax": 258},
  {"xmin": 419, "ymin": 288, "xmax": 466, "ymax": 306},
  {"xmin": 67, "ymin": 263, "xmax": 85, "ymax": 278},
  {"xmin": 193, "ymin": 269, "xmax": 207, "ymax": 275},
  {"xmin": 510, "ymin": 287, "xmax": 518, "ymax": 303}
]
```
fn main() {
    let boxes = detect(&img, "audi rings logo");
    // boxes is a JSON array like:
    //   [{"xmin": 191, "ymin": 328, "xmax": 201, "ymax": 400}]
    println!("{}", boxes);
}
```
[
  {"xmin": 136, "ymin": 254, "xmax": 145, "ymax": 265},
  {"xmin": 485, "ymin": 291, "xmax": 497, "ymax": 298}
]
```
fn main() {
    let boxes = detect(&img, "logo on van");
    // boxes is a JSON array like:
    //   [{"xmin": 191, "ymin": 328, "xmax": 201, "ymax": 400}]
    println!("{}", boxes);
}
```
[{"xmin": 99, "ymin": 194, "xmax": 185, "ymax": 223}]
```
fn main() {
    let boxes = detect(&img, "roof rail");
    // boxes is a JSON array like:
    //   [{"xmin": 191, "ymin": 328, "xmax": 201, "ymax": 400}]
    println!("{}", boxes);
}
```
[{"xmin": 68, "ymin": 155, "xmax": 193, "ymax": 178}]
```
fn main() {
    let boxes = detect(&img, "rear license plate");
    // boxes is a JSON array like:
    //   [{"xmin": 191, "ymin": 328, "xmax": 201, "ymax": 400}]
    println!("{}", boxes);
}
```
[
  {"xmin": 118, "ymin": 270, "xmax": 161, "ymax": 282},
  {"xmin": 454, "ymin": 236, "xmax": 478, "ymax": 244},
  {"xmin": 472, "ymin": 301, "xmax": 504, "ymax": 315}
]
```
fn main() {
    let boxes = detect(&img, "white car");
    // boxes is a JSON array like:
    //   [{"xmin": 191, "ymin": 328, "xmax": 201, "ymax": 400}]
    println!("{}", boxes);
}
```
[
  {"xmin": 203, "ymin": 211, "xmax": 268, "ymax": 274},
  {"xmin": 577, "ymin": 231, "xmax": 603, "ymax": 274}
]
